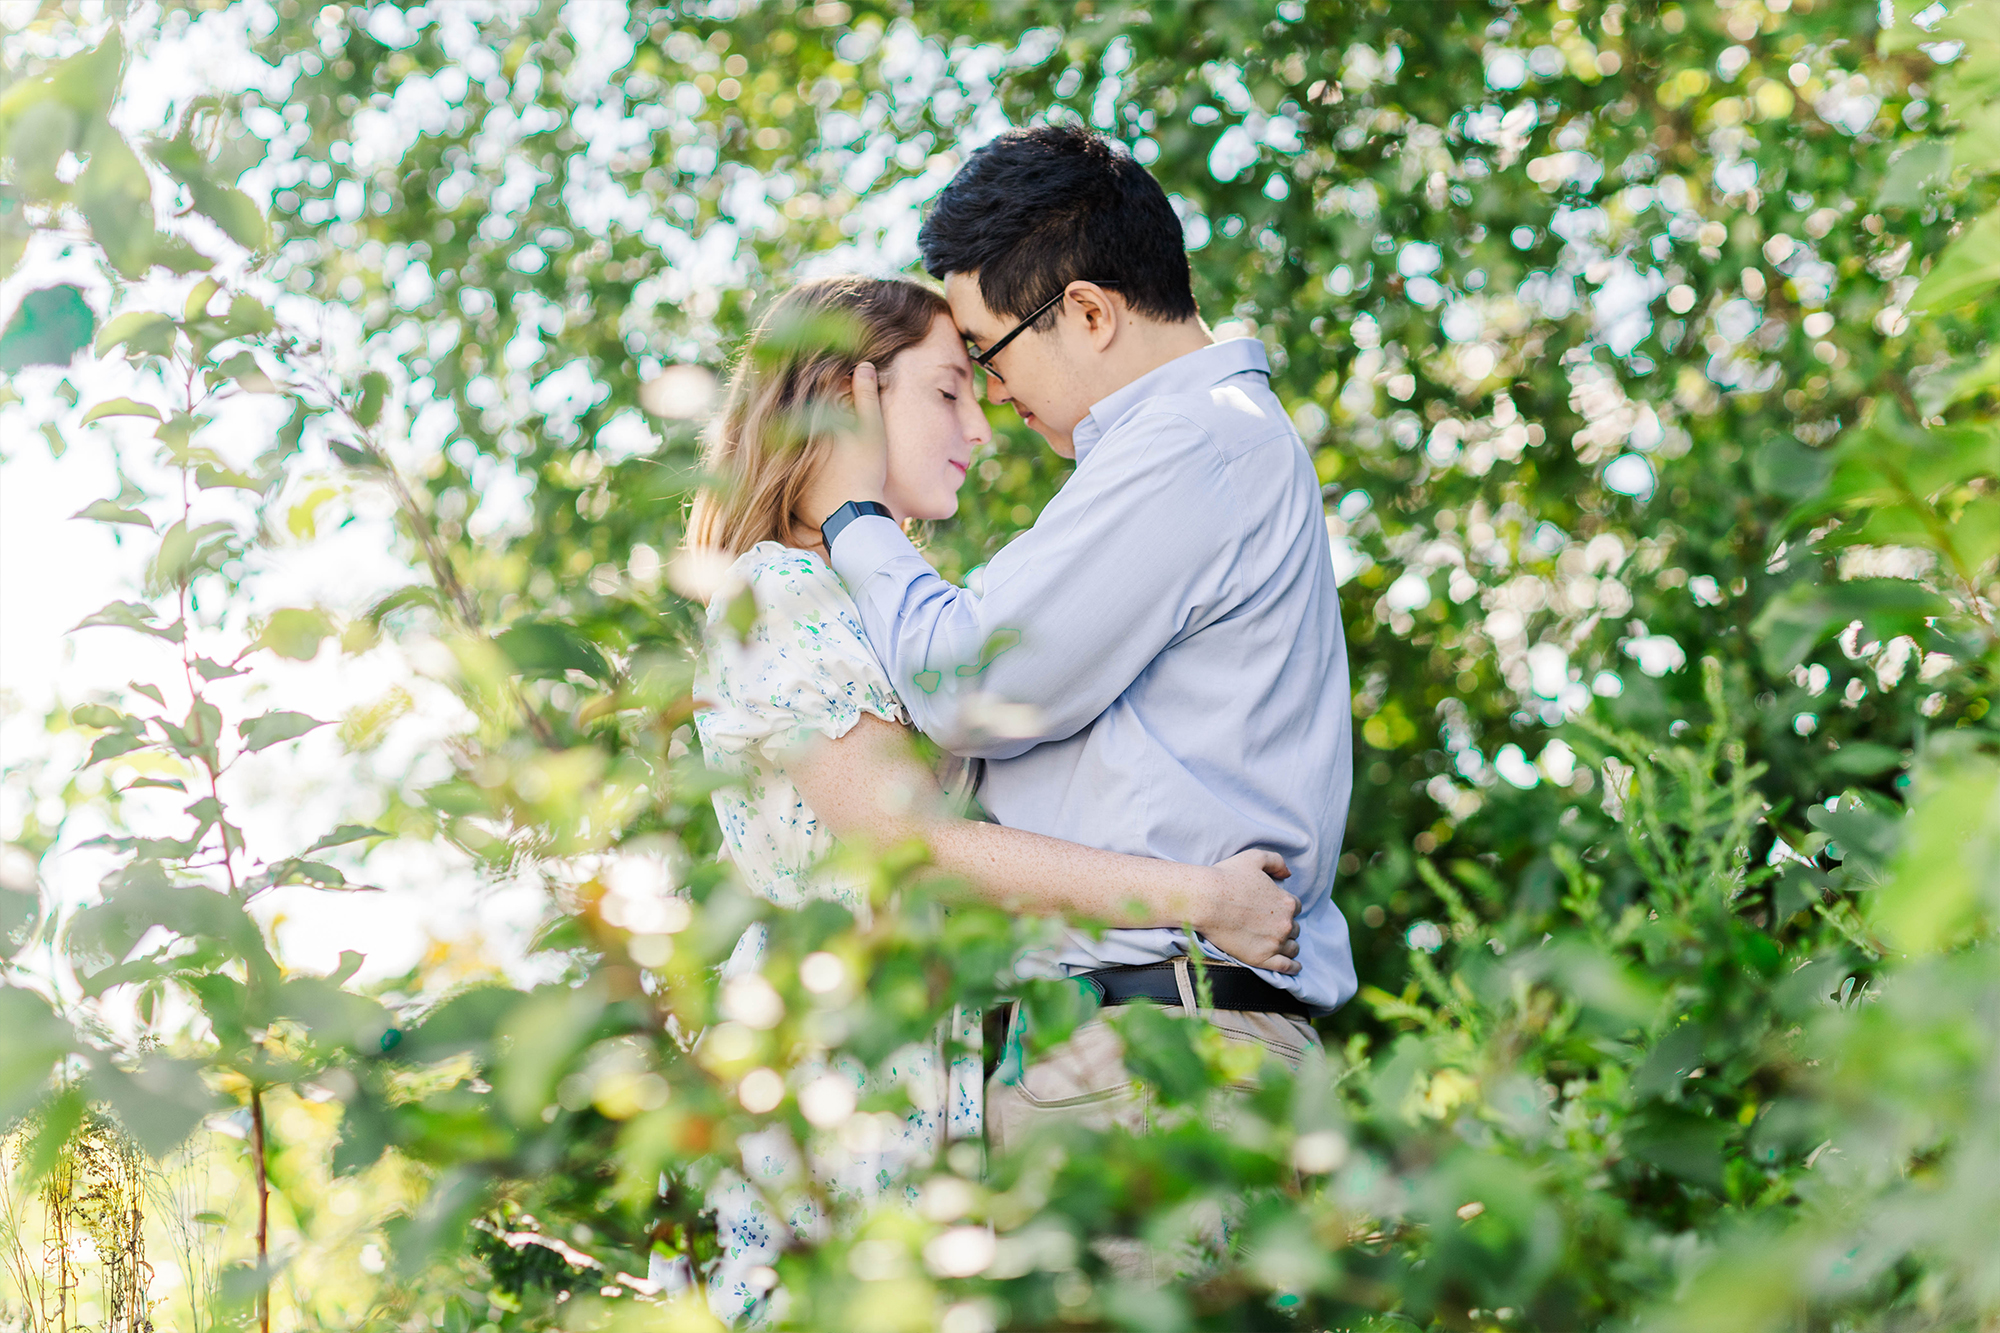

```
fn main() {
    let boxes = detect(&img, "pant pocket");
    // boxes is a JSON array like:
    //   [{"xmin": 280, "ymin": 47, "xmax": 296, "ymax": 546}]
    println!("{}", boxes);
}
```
[{"xmin": 1009, "ymin": 1015, "xmax": 1134, "ymax": 1108}]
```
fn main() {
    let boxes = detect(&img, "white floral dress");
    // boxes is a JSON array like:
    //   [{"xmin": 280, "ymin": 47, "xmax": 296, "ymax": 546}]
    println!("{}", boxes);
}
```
[{"xmin": 692, "ymin": 542, "xmax": 981, "ymax": 1323}]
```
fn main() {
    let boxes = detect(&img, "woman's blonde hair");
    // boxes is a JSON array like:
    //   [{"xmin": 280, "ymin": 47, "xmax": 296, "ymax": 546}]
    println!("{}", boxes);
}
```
[{"xmin": 686, "ymin": 275, "xmax": 950, "ymax": 557}]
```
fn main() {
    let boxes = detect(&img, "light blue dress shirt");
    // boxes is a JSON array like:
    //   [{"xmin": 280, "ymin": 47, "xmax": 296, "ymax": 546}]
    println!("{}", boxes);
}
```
[{"xmin": 829, "ymin": 338, "xmax": 1356, "ymax": 1012}]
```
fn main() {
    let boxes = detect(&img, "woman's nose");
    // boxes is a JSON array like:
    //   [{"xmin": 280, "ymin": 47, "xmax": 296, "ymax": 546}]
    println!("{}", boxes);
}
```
[{"xmin": 960, "ymin": 391, "xmax": 993, "ymax": 446}]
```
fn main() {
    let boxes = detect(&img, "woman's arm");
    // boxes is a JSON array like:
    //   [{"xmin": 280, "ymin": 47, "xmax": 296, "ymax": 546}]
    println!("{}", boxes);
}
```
[{"xmin": 788, "ymin": 713, "xmax": 1301, "ymax": 974}]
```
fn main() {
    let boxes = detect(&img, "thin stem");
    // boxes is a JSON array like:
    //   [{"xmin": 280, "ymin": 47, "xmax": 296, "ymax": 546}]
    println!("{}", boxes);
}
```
[
  {"xmin": 250, "ymin": 1086, "xmax": 269, "ymax": 1333},
  {"xmin": 174, "ymin": 349, "xmax": 240, "ymax": 897}
]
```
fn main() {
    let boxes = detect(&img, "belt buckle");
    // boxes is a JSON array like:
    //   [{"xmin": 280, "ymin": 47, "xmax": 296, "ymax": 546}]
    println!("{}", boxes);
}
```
[{"xmin": 1075, "ymin": 974, "xmax": 1108, "ymax": 1006}]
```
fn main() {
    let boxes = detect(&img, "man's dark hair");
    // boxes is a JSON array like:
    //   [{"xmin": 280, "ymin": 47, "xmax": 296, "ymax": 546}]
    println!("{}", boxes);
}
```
[{"xmin": 918, "ymin": 123, "xmax": 1198, "ymax": 329}]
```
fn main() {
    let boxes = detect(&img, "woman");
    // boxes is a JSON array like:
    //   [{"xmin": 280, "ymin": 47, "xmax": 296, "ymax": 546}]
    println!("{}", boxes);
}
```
[{"xmin": 685, "ymin": 275, "xmax": 1299, "ymax": 1319}]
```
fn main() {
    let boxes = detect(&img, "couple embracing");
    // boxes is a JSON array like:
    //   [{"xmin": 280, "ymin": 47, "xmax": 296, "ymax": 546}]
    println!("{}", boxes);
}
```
[{"xmin": 685, "ymin": 123, "xmax": 1355, "ymax": 1315}]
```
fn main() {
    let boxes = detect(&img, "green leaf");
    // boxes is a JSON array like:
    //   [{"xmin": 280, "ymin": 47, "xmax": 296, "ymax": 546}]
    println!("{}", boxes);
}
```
[
  {"xmin": 723, "ymin": 586, "xmax": 758, "ymax": 641},
  {"xmin": 0, "ymin": 184, "xmax": 26, "ymax": 281},
  {"xmin": 154, "ymin": 134, "xmax": 270, "ymax": 251},
  {"xmin": 12, "ymin": 1088, "xmax": 86, "ymax": 1187},
  {"xmin": 367, "ymin": 585, "xmax": 442, "ymax": 624},
  {"xmin": 220, "ymin": 293, "xmax": 275, "ymax": 338},
  {"xmin": 1954, "ymin": 497, "xmax": 2000, "ymax": 571},
  {"xmin": 331, "ymin": 1085, "xmax": 397, "ymax": 1176},
  {"xmin": 285, "ymin": 860, "xmax": 348, "ymax": 887},
  {"xmin": 195, "ymin": 463, "xmax": 265, "ymax": 492},
  {"xmin": 1750, "ymin": 579, "xmax": 1954, "ymax": 675},
  {"xmin": 94, "ymin": 310, "xmax": 178, "ymax": 357},
  {"xmin": 245, "ymin": 858, "xmax": 373, "ymax": 894},
  {"xmin": 1753, "ymin": 437, "xmax": 1835, "ymax": 501},
  {"xmin": 1915, "ymin": 346, "xmax": 2000, "ymax": 415},
  {"xmin": 76, "ymin": 123, "xmax": 158, "ymax": 278},
  {"xmin": 494, "ymin": 620, "xmax": 612, "ymax": 681},
  {"xmin": 67, "ymin": 866, "xmax": 265, "ymax": 967},
  {"xmin": 355, "ymin": 370, "xmax": 389, "ymax": 428},
  {"xmin": 1875, "ymin": 139, "xmax": 1953, "ymax": 209},
  {"xmin": 304, "ymin": 824, "xmax": 388, "ymax": 854},
  {"xmin": 129, "ymin": 681, "xmax": 165, "ymax": 705},
  {"xmin": 193, "ymin": 655, "xmax": 246, "ymax": 680},
  {"xmin": 1869, "ymin": 755, "xmax": 2000, "ymax": 952},
  {"xmin": 80, "ymin": 396, "xmax": 163, "ymax": 424},
  {"xmin": 147, "ymin": 518, "xmax": 237, "ymax": 594},
  {"xmin": 147, "ymin": 237, "xmax": 212, "ymax": 275},
  {"xmin": 183, "ymin": 276, "xmax": 220, "ymax": 322},
  {"xmin": 238, "ymin": 710, "xmax": 326, "ymax": 752},
  {"xmin": 0, "ymin": 284, "xmax": 95, "ymax": 372},
  {"xmin": 273, "ymin": 974, "xmax": 393, "ymax": 1050},
  {"xmin": 87, "ymin": 732, "xmax": 150, "ymax": 766},
  {"xmin": 0, "ymin": 987, "xmax": 76, "ymax": 1125},
  {"xmin": 162, "ymin": 698, "xmax": 223, "ymax": 762},
  {"xmin": 1908, "ymin": 209, "xmax": 2000, "ymax": 314},
  {"xmin": 1110, "ymin": 1001, "xmax": 1210, "ymax": 1105},
  {"xmin": 74, "ymin": 599, "xmax": 184, "ymax": 642},
  {"xmin": 1809, "ymin": 797, "xmax": 1905, "ymax": 877},
  {"xmin": 43, "ymin": 29, "xmax": 125, "ymax": 116},
  {"xmin": 391, "ymin": 985, "xmax": 518, "ymax": 1065},
  {"xmin": 1824, "ymin": 742, "xmax": 1904, "ymax": 776},
  {"xmin": 71, "ymin": 702, "xmax": 134, "ymax": 729},
  {"xmin": 255, "ymin": 607, "xmax": 333, "ymax": 660},
  {"xmin": 6, "ymin": 100, "xmax": 78, "ymax": 196},
  {"xmin": 71, "ymin": 498, "xmax": 153, "ymax": 529},
  {"xmin": 214, "ymin": 350, "xmax": 278, "ymax": 393},
  {"xmin": 1624, "ymin": 1104, "xmax": 1731, "ymax": 1192},
  {"xmin": 87, "ymin": 1054, "xmax": 217, "ymax": 1156},
  {"xmin": 78, "ymin": 949, "xmax": 178, "ymax": 998},
  {"xmin": 495, "ymin": 981, "xmax": 610, "ymax": 1124}
]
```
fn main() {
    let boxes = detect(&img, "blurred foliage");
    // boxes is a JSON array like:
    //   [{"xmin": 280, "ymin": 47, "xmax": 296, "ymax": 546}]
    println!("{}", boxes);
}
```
[{"xmin": 2, "ymin": 0, "xmax": 1998, "ymax": 1330}]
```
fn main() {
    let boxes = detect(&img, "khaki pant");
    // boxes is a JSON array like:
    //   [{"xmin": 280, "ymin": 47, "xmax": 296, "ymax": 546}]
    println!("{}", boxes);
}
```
[{"xmin": 986, "ymin": 958, "xmax": 1320, "ymax": 1155}]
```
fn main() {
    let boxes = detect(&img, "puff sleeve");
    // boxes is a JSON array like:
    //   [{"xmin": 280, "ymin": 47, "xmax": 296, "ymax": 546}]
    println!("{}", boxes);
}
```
[{"xmin": 695, "ymin": 546, "xmax": 908, "ymax": 765}]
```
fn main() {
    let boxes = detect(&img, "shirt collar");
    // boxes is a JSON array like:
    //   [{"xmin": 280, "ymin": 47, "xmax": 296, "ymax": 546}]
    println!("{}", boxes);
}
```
[{"xmin": 1070, "ymin": 337, "xmax": 1271, "ymax": 462}]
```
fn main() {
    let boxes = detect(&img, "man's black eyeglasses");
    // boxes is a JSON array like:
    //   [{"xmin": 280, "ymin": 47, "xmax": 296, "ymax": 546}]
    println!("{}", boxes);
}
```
[{"xmin": 967, "ymin": 281, "xmax": 1121, "ymax": 383}]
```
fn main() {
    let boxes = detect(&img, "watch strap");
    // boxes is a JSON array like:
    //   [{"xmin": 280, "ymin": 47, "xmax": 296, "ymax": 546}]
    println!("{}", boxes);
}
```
[{"xmin": 821, "ymin": 500, "xmax": 893, "ymax": 551}]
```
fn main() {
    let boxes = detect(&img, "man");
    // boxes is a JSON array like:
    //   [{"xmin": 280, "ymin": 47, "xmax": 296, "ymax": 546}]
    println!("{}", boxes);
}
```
[{"xmin": 802, "ymin": 124, "xmax": 1355, "ymax": 1150}]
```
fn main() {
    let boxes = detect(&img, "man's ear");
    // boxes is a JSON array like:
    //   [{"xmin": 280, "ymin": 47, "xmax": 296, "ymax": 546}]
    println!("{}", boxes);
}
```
[{"xmin": 1067, "ymin": 282, "xmax": 1121, "ymax": 352}]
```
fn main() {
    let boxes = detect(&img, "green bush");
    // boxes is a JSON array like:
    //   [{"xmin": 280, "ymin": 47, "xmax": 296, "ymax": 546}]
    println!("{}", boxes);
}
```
[{"xmin": 2, "ymin": 2, "xmax": 1996, "ymax": 1330}]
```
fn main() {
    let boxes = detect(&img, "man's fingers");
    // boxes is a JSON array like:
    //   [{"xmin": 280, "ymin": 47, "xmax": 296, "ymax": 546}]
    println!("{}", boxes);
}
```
[{"xmin": 1257, "ymin": 850, "xmax": 1292, "ymax": 881}]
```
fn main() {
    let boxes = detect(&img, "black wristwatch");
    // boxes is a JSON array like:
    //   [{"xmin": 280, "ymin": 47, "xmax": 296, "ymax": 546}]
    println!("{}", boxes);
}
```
[{"xmin": 820, "ymin": 500, "xmax": 893, "ymax": 551}]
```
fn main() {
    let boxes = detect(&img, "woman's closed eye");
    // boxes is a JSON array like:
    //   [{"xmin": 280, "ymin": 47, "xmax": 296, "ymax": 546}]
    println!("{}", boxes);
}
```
[{"xmin": 939, "ymin": 390, "xmax": 958, "ymax": 402}]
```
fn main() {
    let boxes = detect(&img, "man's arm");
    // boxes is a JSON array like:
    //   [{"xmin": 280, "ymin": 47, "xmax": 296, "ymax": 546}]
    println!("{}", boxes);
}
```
[
  {"xmin": 789, "ymin": 714, "xmax": 1301, "ymax": 973},
  {"xmin": 829, "ymin": 413, "xmax": 1236, "ymax": 757}
]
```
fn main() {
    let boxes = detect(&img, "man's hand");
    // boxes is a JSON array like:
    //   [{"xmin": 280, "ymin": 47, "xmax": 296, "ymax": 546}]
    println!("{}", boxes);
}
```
[
  {"xmin": 794, "ymin": 362, "xmax": 888, "ymax": 540},
  {"xmin": 1195, "ymin": 849, "xmax": 1301, "ymax": 975}
]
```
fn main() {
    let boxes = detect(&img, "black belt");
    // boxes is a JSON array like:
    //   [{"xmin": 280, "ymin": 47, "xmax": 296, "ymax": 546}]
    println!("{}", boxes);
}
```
[{"xmin": 1079, "ymin": 960, "xmax": 1314, "ymax": 1018}]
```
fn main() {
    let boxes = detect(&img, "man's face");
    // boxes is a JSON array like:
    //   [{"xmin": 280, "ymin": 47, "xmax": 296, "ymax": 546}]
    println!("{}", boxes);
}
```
[{"xmin": 943, "ymin": 271, "xmax": 1094, "ymax": 459}]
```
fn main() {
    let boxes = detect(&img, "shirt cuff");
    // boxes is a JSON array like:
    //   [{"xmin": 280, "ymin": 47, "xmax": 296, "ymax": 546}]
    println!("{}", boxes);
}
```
[{"xmin": 826, "ymin": 512, "xmax": 917, "ymax": 586}]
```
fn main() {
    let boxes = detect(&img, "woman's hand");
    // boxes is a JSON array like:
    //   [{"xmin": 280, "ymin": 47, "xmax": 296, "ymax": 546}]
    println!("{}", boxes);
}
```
[
  {"xmin": 1195, "ymin": 850, "xmax": 1302, "ymax": 975},
  {"xmin": 794, "ymin": 362, "xmax": 889, "ymax": 540}
]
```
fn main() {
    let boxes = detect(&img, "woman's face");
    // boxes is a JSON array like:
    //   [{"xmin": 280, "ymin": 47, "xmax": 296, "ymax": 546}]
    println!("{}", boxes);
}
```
[{"xmin": 878, "ymin": 313, "xmax": 991, "ymax": 523}]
